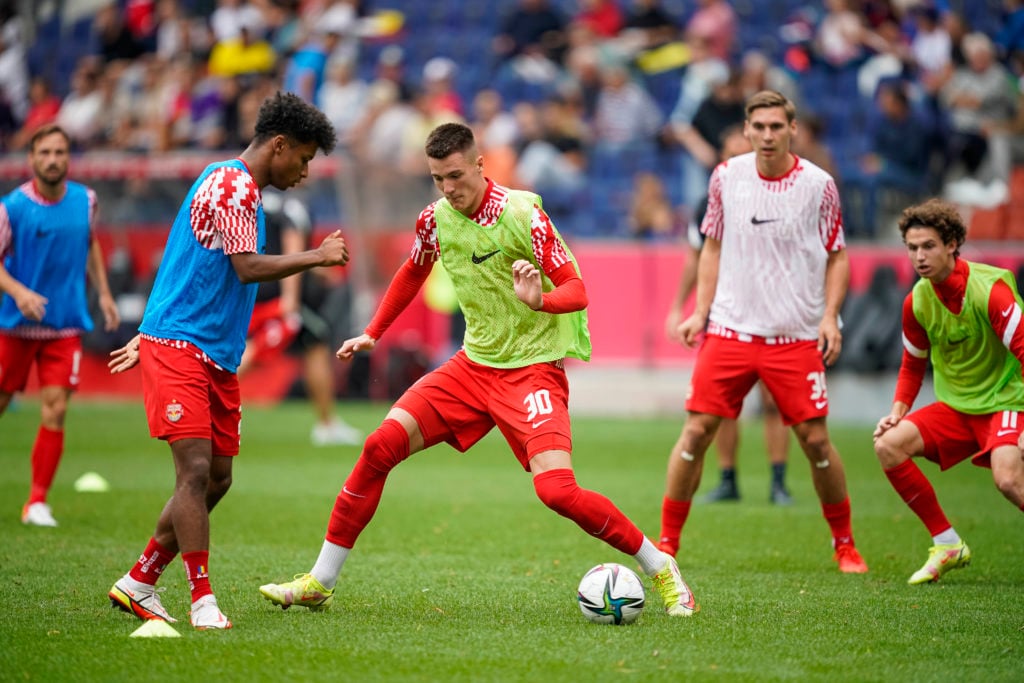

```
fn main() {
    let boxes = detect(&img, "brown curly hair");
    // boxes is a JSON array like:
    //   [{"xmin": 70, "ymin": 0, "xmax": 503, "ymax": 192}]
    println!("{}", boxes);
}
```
[
  {"xmin": 253, "ymin": 91, "xmax": 336, "ymax": 154},
  {"xmin": 897, "ymin": 198, "xmax": 967, "ymax": 257}
]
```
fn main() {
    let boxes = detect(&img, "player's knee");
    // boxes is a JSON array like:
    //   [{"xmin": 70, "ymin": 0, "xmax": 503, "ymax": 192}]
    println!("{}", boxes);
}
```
[
  {"xmin": 991, "ymin": 459, "xmax": 1022, "ymax": 501},
  {"xmin": 533, "ymin": 468, "xmax": 580, "ymax": 516},
  {"xmin": 361, "ymin": 418, "xmax": 411, "ymax": 474},
  {"xmin": 796, "ymin": 428, "xmax": 831, "ymax": 462},
  {"xmin": 681, "ymin": 416, "xmax": 717, "ymax": 453}
]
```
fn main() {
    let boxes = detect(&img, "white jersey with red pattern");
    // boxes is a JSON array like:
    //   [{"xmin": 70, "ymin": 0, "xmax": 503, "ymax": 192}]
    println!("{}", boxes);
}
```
[
  {"xmin": 701, "ymin": 152, "xmax": 845, "ymax": 340},
  {"xmin": 410, "ymin": 179, "xmax": 572, "ymax": 274}
]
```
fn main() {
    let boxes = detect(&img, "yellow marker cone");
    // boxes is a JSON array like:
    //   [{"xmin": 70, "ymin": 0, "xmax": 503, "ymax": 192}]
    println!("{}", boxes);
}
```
[{"xmin": 130, "ymin": 620, "xmax": 180, "ymax": 638}]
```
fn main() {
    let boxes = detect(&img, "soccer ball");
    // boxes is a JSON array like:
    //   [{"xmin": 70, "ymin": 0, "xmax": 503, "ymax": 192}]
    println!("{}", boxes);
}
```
[{"xmin": 577, "ymin": 563, "xmax": 645, "ymax": 625}]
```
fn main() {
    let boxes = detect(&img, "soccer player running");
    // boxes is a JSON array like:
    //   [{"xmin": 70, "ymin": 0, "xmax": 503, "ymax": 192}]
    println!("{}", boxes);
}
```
[
  {"xmin": 0, "ymin": 124, "xmax": 119, "ymax": 527},
  {"xmin": 105, "ymin": 92, "xmax": 350, "ymax": 630},
  {"xmin": 873, "ymin": 198, "xmax": 1024, "ymax": 584},
  {"xmin": 259, "ymin": 122, "xmax": 698, "ymax": 618},
  {"xmin": 658, "ymin": 90, "xmax": 869, "ymax": 574}
]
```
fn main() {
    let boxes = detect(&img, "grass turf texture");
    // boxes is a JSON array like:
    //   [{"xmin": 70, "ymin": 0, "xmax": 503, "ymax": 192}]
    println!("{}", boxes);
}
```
[{"xmin": 1, "ymin": 400, "xmax": 1022, "ymax": 682}]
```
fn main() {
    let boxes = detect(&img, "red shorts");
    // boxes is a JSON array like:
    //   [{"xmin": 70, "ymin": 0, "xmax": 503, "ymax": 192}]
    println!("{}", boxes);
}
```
[
  {"xmin": 0, "ymin": 334, "xmax": 82, "ymax": 393},
  {"xmin": 686, "ymin": 335, "xmax": 829, "ymax": 425},
  {"xmin": 140, "ymin": 338, "xmax": 242, "ymax": 456},
  {"xmin": 395, "ymin": 350, "xmax": 572, "ymax": 471},
  {"xmin": 905, "ymin": 402, "xmax": 1022, "ymax": 470}
]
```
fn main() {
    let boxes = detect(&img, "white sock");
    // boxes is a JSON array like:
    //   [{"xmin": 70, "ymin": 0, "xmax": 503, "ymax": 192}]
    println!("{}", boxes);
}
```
[
  {"xmin": 311, "ymin": 540, "xmax": 350, "ymax": 589},
  {"xmin": 634, "ymin": 537, "xmax": 668, "ymax": 577},
  {"xmin": 933, "ymin": 528, "xmax": 961, "ymax": 546}
]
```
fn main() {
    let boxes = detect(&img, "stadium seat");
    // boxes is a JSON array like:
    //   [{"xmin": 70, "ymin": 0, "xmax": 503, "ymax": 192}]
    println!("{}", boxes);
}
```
[{"xmin": 967, "ymin": 204, "xmax": 1009, "ymax": 241}]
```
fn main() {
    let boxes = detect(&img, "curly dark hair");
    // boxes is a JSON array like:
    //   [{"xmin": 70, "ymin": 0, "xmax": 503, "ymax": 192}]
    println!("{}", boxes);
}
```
[
  {"xmin": 253, "ymin": 91, "xmax": 336, "ymax": 154},
  {"xmin": 898, "ymin": 198, "xmax": 967, "ymax": 256},
  {"xmin": 425, "ymin": 122, "xmax": 476, "ymax": 160}
]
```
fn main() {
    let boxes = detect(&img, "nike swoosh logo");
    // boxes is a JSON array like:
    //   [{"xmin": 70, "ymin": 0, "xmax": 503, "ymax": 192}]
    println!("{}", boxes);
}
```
[
  {"xmin": 1002, "ymin": 304, "xmax": 1015, "ymax": 317},
  {"xmin": 814, "ymin": 400, "xmax": 828, "ymax": 410},
  {"xmin": 750, "ymin": 216, "xmax": 780, "ymax": 225},
  {"xmin": 532, "ymin": 418, "xmax": 552, "ymax": 429},
  {"xmin": 342, "ymin": 486, "xmax": 366, "ymax": 498},
  {"xmin": 996, "ymin": 429, "xmax": 1017, "ymax": 436},
  {"xmin": 472, "ymin": 249, "xmax": 501, "ymax": 264}
]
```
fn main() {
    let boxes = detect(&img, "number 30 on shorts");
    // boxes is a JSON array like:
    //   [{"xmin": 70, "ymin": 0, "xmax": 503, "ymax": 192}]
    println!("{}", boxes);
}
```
[{"xmin": 524, "ymin": 389, "xmax": 553, "ymax": 423}]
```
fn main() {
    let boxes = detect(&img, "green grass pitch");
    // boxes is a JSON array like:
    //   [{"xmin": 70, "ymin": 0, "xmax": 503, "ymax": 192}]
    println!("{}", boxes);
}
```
[{"xmin": 1, "ymin": 399, "xmax": 1021, "ymax": 682}]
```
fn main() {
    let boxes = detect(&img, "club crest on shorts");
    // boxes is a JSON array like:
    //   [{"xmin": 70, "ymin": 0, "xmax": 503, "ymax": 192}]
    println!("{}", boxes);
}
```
[{"xmin": 166, "ymin": 401, "xmax": 184, "ymax": 423}]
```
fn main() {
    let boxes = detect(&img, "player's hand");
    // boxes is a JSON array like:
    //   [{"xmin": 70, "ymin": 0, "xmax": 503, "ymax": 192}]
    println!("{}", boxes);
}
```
[
  {"xmin": 872, "ymin": 413, "xmax": 901, "ymax": 440},
  {"xmin": 109, "ymin": 334, "xmax": 141, "ymax": 374},
  {"xmin": 317, "ymin": 230, "xmax": 350, "ymax": 267},
  {"xmin": 337, "ymin": 333, "xmax": 376, "ymax": 361},
  {"xmin": 99, "ymin": 292, "xmax": 120, "ymax": 331},
  {"xmin": 818, "ymin": 317, "xmax": 842, "ymax": 366},
  {"xmin": 677, "ymin": 312, "xmax": 706, "ymax": 348},
  {"xmin": 15, "ymin": 289, "xmax": 47, "ymax": 322},
  {"xmin": 512, "ymin": 259, "xmax": 542, "ymax": 310},
  {"xmin": 665, "ymin": 309, "xmax": 683, "ymax": 343}
]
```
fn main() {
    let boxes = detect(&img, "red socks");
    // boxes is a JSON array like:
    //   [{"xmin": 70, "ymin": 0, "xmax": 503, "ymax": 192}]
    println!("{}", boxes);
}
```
[
  {"xmin": 532, "ymin": 468, "xmax": 644, "ymax": 555},
  {"xmin": 822, "ymin": 496, "xmax": 855, "ymax": 547},
  {"xmin": 182, "ymin": 551, "xmax": 212, "ymax": 603},
  {"xmin": 326, "ymin": 419, "xmax": 410, "ymax": 548},
  {"xmin": 658, "ymin": 497, "xmax": 692, "ymax": 556},
  {"xmin": 884, "ymin": 459, "xmax": 952, "ymax": 536},
  {"xmin": 28, "ymin": 426, "xmax": 63, "ymax": 504},
  {"xmin": 129, "ymin": 537, "xmax": 176, "ymax": 586}
]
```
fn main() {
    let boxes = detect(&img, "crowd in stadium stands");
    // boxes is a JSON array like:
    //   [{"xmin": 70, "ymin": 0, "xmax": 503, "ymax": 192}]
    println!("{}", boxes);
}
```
[{"xmin": 0, "ymin": 0, "xmax": 1022, "ymax": 241}]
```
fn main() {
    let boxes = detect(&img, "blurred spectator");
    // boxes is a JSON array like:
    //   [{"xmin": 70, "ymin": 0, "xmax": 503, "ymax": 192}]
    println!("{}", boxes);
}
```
[
  {"xmin": 561, "ymin": 42, "xmax": 603, "ymax": 121},
  {"xmin": 320, "ymin": 56, "xmax": 368, "ymax": 147},
  {"xmin": 628, "ymin": 171, "xmax": 677, "ymax": 239},
  {"xmin": 282, "ymin": 21, "xmax": 346, "ymax": 105},
  {"xmin": 94, "ymin": 2, "xmax": 148, "ymax": 64},
  {"xmin": 514, "ymin": 99, "xmax": 587, "ymax": 209},
  {"xmin": 790, "ymin": 114, "xmax": 838, "ymax": 179},
  {"xmin": 996, "ymin": 0, "xmax": 1024, "ymax": 63},
  {"xmin": 592, "ymin": 60, "xmax": 662, "ymax": 151},
  {"xmin": 0, "ymin": 7, "xmax": 27, "ymax": 124},
  {"xmin": 372, "ymin": 44, "xmax": 411, "ymax": 101},
  {"xmin": 856, "ymin": 19, "xmax": 911, "ymax": 100},
  {"xmin": 814, "ymin": 0, "xmax": 872, "ymax": 69},
  {"xmin": 154, "ymin": 0, "xmax": 205, "ymax": 63},
  {"xmin": 684, "ymin": 0, "xmax": 736, "ymax": 62},
  {"xmin": 845, "ymin": 79, "xmax": 934, "ymax": 238},
  {"xmin": 310, "ymin": 0, "xmax": 363, "ymax": 67},
  {"xmin": 56, "ymin": 59, "xmax": 105, "ymax": 150},
  {"xmin": 572, "ymin": 0, "xmax": 623, "ymax": 39},
  {"xmin": 739, "ymin": 49, "xmax": 801, "ymax": 108},
  {"xmin": 940, "ymin": 32, "xmax": 1017, "ymax": 204},
  {"xmin": 667, "ymin": 35, "xmax": 728, "ymax": 212},
  {"xmin": 621, "ymin": 0, "xmax": 679, "ymax": 52},
  {"xmin": 908, "ymin": 4, "xmax": 953, "ymax": 99},
  {"xmin": 208, "ymin": 12, "xmax": 276, "ymax": 79},
  {"xmin": 470, "ymin": 89, "xmax": 519, "ymax": 187},
  {"xmin": 671, "ymin": 69, "xmax": 744, "ymax": 176},
  {"xmin": 210, "ymin": 0, "xmax": 264, "ymax": 43},
  {"xmin": 492, "ymin": 0, "xmax": 567, "ymax": 64},
  {"xmin": 421, "ymin": 56, "xmax": 464, "ymax": 118},
  {"xmin": 9, "ymin": 77, "xmax": 61, "ymax": 151}
]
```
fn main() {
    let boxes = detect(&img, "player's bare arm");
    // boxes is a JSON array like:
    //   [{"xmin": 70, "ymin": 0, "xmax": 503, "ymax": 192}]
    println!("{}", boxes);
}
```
[
  {"xmin": 678, "ymin": 237, "xmax": 720, "ymax": 347},
  {"xmin": 0, "ymin": 262, "xmax": 47, "ymax": 321},
  {"xmin": 873, "ymin": 401, "xmax": 910, "ymax": 440},
  {"xmin": 87, "ymin": 237, "xmax": 120, "ymax": 331},
  {"xmin": 109, "ymin": 333, "xmax": 141, "ymax": 374},
  {"xmin": 336, "ymin": 333, "xmax": 377, "ymax": 360},
  {"xmin": 819, "ymin": 248, "xmax": 850, "ymax": 366},
  {"xmin": 229, "ymin": 230, "xmax": 349, "ymax": 284},
  {"xmin": 512, "ymin": 259, "xmax": 543, "ymax": 310}
]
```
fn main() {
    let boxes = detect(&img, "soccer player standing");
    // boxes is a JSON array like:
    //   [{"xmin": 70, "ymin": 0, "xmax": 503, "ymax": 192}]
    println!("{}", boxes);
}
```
[
  {"xmin": 105, "ymin": 92, "xmax": 349, "ymax": 630},
  {"xmin": 259, "ymin": 122, "xmax": 698, "ymax": 618},
  {"xmin": 658, "ymin": 90, "xmax": 868, "ymax": 573},
  {"xmin": 873, "ymin": 199, "xmax": 1024, "ymax": 584},
  {"xmin": 0, "ymin": 124, "xmax": 119, "ymax": 527}
]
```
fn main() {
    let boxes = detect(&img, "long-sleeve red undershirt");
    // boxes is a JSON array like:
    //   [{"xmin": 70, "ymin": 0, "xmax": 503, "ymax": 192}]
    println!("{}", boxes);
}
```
[
  {"xmin": 365, "ymin": 259, "xmax": 585, "ymax": 341},
  {"xmin": 894, "ymin": 258, "xmax": 1024, "ymax": 407}
]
